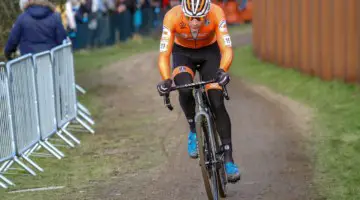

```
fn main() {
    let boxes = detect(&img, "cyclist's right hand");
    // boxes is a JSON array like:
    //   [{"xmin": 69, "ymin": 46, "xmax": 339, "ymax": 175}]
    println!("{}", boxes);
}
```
[{"xmin": 157, "ymin": 79, "xmax": 173, "ymax": 96}]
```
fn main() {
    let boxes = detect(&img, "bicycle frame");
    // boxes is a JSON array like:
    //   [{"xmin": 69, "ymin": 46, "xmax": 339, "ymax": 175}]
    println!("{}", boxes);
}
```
[
  {"xmin": 163, "ymin": 79, "xmax": 229, "ymax": 199},
  {"xmin": 193, "ymin": 85, "xmax": 218, "ymax": 167},
  {"xmin": 163, "ymin": 78, "xmax": 230, "ymax": 163}
]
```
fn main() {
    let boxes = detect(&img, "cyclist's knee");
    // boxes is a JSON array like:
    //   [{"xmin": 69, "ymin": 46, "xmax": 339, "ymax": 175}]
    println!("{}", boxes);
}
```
[
  {"xmin": 205, "ymin": 83, "xmax": 223, "ymax": 93},
  {"xmin": 173, "ymin": 66, "xmax": 194, "ymax": 99},
  {"xmin": 172, "ymin": 66, "xmax": 194, "ymax": 81}
]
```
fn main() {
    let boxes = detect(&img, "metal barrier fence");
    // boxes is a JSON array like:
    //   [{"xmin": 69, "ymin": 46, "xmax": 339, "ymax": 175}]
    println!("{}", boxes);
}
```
[
  {"xmin": 0, "ymin": 63, "xmax": 17, "ymax": 189},
  {"xmin": 51, "ymin": 43, "xmax": 94, "ymax": 148},
  {"xmin": 7, "ymin": 55, "xmax": 40, "ymax": 156},
  {"xmin": 0, "ymin": 63, "xmax": 15, "ymax": 164},
  {"xmin": 52, "ymin": 44, "xmax": 77, "ymax": 129},
  {"xmin": 33, "ymin": 51, "xmax": 57, "ymax": 140},
  {"xmin": 0, "ymin": 42, "xmax": 95, "ymax": 189}
]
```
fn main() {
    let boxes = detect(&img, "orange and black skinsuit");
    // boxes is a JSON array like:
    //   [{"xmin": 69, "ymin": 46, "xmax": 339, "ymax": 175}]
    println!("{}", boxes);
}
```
[{"xmin": 158, "ymin": 4, "xmax": 234, "ymax": 156}]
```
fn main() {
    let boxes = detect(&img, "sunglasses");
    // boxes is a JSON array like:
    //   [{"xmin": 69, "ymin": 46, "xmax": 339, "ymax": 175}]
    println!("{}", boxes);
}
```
[{"xmin": 185, "ymin": 16, "xmax": 206, "ymax": 22}]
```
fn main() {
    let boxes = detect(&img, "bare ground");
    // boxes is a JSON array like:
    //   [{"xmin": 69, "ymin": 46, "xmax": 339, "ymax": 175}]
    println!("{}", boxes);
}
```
[{"xmin": 74, "ymin": 32, "xmax": 316, "ymax": 200}]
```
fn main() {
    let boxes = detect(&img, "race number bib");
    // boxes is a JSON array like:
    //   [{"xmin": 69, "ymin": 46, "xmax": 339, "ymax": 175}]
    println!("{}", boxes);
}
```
[
  {"xmin": 223, "ymin": 34, "xmax": 232, "ymax": 47},
  {"xmin": 160, "ymin": 40, "xmax": 169, "ymax": 52}
]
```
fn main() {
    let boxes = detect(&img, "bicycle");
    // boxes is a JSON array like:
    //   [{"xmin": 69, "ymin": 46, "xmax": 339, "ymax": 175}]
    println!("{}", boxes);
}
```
[{"xmin": 163, "ymin": 76, "xmax": 230, "ymax": 200}]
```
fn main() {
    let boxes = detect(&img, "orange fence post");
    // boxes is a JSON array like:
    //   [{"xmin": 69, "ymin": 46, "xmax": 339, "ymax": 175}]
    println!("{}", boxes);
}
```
[
  {"xmin": 283, "ymin": 0, "xmax": 292, "ymax": 68},
  {"xmin": 274, "ymin": 0, "xmax": 283, "ymax": 66},
  {"xmin": 267, "ymin": 0, "xmax": 276, "ymax": 63},
  {"xmin": 258, "ymin": 0, "xmax": 268, "ymax": 61},
  {"xmin": 333, "ymin": 0, "xmax": 347, "ymax": 80},
  {"xmin": 299, "ymin": 0, "xmax": 311, "ymax": 74},
  {"xmin": 252, "ymin": 0, "xmax": 259, "ymax": 56},
  {"xmin": 310, "ymin": 0, "xmax": 321, "ymax": 76},
  {"xmin": 319, "ymin": 0, "xmax": 334, "ymax": 80},
  {"xmin": 291, "ymin": 1, "xmax": 300, "ymax": 71},
  {"xmin": 345, "ymin": 0, "xmax": 358, "ymax": 83}
]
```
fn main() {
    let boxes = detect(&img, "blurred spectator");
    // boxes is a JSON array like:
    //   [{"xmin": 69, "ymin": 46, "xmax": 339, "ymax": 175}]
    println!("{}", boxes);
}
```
[
  {"xmin": 239, "ymin": 0, "xmax": 248, "ymax": 11},
  {"xmin": 65, "ymin": 0, "xmax": 79, "ymax": 37},
  {"xmin": 138, "ymin": 0, "xmax": 151, "ymax": 36},
  {"xmin": 90, "ymin": 0, "xmax": 109, "ymax": 48},
  {"xmin": 4, "ymin": 0, "xmax": 67, "ymax": 60},
  {"xmin": 55, "ymin": 3, "xmax": 69, "ymax": 30},
  {"xmin": 65, "ymin": 0, "xmax": 92, "ymax": 49},
  {"xmin": 169, "ymin": 0, "xmax": 180, "ymax": 7},
  {"xmin": 108, "ymin": 0, "xmax": 136, "ymax": 43}
]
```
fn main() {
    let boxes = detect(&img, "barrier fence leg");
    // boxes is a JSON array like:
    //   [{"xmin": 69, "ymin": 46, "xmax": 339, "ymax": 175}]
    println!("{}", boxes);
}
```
[
  {"xmin": 0, "ymin": 181, "xmax": 7, "ymax": 189},
  {"xmin": 39, "ymin": 141, "xmax": 63, "ymax": 159},
  {"xmin": 56, "ymin": 130, "xmax": 75, "ymax": 148},
  {"xmin": 78, "ymin": 110, "xmax": 95, "ymax": 125},
  {"xmin": 44, "ymin": 140, "xmax": 65, "ymax": 158},
  {"xmin": 0, "ymin": 174, "xmax": 14, "ymax": 186},
  {"xmin": 13, "ymin": 157, "xmax": 37, "ymax": 176},
  {"xmin": 22, "ymin": 155, "xmax": 44, "ymax": 172},
  {"xmin": 76, "ymin": 84, "xmax": 86, "ymax": 95},
  {"xmin": 62, "ymin": 123, "xmax": 81, "ymax": 145},
  {"xmin": 67, "ymin": 124, "xmax": 90, "ymax": 133},
  {"xmin": 24, "ymin": 144, "xmax": 40, "ymax": 157},
  {"xmin": 0, "ymin": 161, "xmax": 11, "ymax": 172},
  {"xmin": 24, "ymin": 142, "xmax": 63, "ymax": 160},
  {"xmin": 46, "ymin": 138, "xmax": 71, "ymax": 149},
  {"xmin": 76, "ymin": 117, "xmax": 95, "ymax": 134},
  {"xmin": 2, "ymin": 160, "xmax": 14, "ymax": 173},
  {"xmin": 77, "ymin": 102, "xmax": 92, "ymax": 116}
]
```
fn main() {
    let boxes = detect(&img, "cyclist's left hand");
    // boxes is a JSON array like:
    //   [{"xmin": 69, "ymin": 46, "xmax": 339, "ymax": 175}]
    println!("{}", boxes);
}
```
[{"xmin": 216, "ymin": 69, "xmax": 230, "ymax": 86}]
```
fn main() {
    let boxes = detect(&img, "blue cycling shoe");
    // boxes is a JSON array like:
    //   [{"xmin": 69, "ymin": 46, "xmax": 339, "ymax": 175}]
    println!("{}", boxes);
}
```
[
  {"xmin": 225, "ymin": 161, "xmax": 241, "ymax": 183},
  {"xmin": 188, "ymin": 131, "xmax": 198, "ymax": 159}
]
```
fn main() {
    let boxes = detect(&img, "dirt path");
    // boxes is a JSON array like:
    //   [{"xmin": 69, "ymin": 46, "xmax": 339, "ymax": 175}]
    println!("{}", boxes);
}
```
[{"xmin": 77, "ymin": 32, "xmax": 315, "ymax": 200}]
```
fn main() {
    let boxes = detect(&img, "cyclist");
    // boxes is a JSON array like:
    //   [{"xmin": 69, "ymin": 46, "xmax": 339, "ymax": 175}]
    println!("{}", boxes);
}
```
[{"xmin": 156, "ymin": 0, "xmax": 240, "ymax": 183}]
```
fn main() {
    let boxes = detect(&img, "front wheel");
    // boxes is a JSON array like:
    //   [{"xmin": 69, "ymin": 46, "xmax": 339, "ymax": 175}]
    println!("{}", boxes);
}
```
[
  {"xmin": 196, "ymin": 116, "xmax": 221, "ymax": 200},
  {"xmin": 214, "ymin": 127, "xmax": 227, "ymax": 198}
]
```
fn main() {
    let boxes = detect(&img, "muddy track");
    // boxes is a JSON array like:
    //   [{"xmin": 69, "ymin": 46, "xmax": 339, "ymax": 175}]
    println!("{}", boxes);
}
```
[{"xmin": 79, "ymin": 32, "xmax": 315, "ymax": 200}]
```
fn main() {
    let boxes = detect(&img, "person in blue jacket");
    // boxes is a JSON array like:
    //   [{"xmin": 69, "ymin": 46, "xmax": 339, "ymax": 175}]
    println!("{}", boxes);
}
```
[{"xmin": 4, "ymin": 0, "xmax": 68, "ymax": 60}]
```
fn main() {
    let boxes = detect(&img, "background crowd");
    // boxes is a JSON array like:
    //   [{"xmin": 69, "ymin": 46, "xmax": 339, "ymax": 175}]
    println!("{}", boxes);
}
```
[
  {"xmin": 2, "ymin": 0, "xmax": 251, "ymax": 59},
  {"xmin": 56, "ymin": 0, "xmax": 182, "ymax": 50}
]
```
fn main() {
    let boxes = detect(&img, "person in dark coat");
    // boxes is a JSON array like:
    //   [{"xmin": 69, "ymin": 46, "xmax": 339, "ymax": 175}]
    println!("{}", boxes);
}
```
[{"xmin": 4, "ymin": 0, "xmax": 68, "ymax": 60}]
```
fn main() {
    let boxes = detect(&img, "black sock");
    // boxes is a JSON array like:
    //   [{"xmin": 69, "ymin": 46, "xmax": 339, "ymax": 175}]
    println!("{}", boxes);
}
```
[
  {"xmin": 188, "ymin": 118, "xmax": 196, "ymax": 133},
  {"xmin": 222, "ymin": 143, "xmax": 234, "ymax": 163}
]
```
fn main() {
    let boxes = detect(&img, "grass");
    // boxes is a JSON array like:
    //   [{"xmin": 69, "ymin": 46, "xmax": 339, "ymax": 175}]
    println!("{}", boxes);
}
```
[
  {"xmin": 230, "ymin": 45, "xmax": 360, "ymax": 200},
  {"xmin": 73, "ymin": 38, "xmax": 159, "ymax": 74},
  {"xmin": 228, "ymin": 23, "xmax": 252, "ymax": 33}
]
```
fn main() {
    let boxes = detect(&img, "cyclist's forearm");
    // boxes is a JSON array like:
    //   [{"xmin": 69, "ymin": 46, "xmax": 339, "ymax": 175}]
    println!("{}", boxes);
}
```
[
  {"xmin": 158, "ymin": 54, "xmax": 171, "ymax": 80},
  {"xmin": 220, "ymin": 48, "xmax": 233, "ymax": 72}
]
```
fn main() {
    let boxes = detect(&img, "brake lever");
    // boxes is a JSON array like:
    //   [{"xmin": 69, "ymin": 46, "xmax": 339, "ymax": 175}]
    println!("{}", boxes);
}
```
[
  {"xmin": 223, "ymin": 85, "xmax": 230, "ymax": 100},
  {"xmin": 164, "ymin": 94, "xmax": 174, "ymax": 111}
]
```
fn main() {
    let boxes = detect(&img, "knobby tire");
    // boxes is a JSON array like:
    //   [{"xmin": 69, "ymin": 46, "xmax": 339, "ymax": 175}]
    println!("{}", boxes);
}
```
[{"xmin": 196, "ymin": 116, "xmax": 221, "ymax": 200}]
